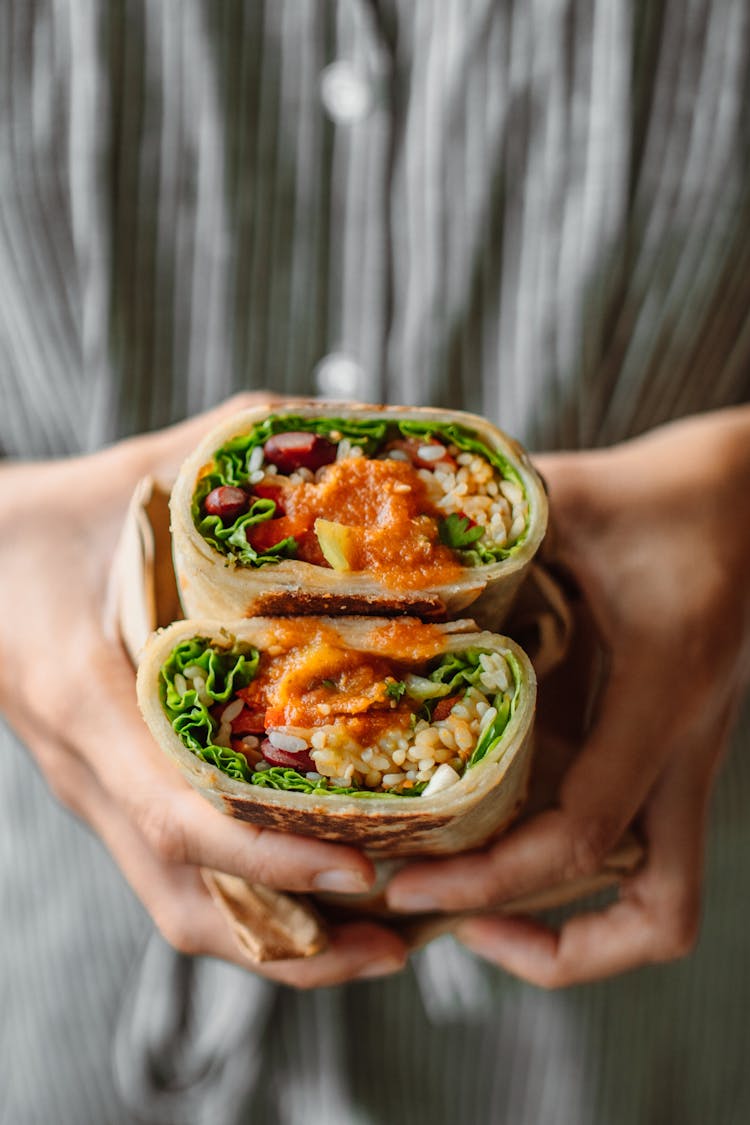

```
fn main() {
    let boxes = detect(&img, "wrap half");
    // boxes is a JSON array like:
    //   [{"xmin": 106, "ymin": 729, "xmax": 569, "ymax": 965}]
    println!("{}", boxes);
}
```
[
  {"xmin": 170, "ymin": 403, "xmax": 548, "ymax": 624},
  {"xmin": 136, "ymin": 616, "xmax": 537, "ymax": 858}
]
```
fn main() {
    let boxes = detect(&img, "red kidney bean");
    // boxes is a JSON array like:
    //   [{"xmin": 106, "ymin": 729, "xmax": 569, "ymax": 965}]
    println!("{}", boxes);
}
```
[
  {"xmin": 259, "ymin": 737, "xmax": 315, "ymax": 773},
  {"xmin": 204, "ymin": 485, "xmax": 249, "ymax": 521},
  {"xmin": 263, "ymin": 431, "xmax": 337, "ymax": 474}
]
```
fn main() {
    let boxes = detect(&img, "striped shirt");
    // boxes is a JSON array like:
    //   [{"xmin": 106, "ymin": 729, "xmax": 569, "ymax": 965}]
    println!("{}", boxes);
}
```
[{"xmin": 1, "ymin": 2, "xmax": 749, "ymax": 1123}]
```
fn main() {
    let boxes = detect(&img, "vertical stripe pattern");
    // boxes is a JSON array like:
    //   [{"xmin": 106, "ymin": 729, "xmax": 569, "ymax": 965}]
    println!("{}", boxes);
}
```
[{"xmin": 1, "ymin": 2, "xmax": 749, "ymax": 1123}]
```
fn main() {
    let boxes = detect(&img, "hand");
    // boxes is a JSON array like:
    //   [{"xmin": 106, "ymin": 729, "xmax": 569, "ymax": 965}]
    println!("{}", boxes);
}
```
[
  {"xmin": 0, "ymin": 395, "xmax": 407, "ymax": 987},
  {"xmin": 386, "ymin": 407, "xmax": 750, "ymax": 986}
]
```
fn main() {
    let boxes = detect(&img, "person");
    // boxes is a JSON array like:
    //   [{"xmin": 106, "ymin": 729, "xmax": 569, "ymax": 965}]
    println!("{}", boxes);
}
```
[{"xmin": 1, "ymin": 2, "xmax": 749, "ymax": 1122}]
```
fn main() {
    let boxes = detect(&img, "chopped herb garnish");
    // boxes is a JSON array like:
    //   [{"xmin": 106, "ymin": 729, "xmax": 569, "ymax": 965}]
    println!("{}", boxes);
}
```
[
  {"xmin": 438, "ymin": 512, "xmax": 485, "ymax": 550},
  {"xmin": 385, "ymin": 680, "xmax": 407, "ymax": 702}
]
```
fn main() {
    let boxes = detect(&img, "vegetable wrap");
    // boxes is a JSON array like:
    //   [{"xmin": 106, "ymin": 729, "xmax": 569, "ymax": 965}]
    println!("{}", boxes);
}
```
[
  {"xmin": 170, "ymin": 403, "xmax": 548, "ymax": 625},
  {"xmin": 136, "ymin": 616, "xmax": 537, "ymax": 857}
]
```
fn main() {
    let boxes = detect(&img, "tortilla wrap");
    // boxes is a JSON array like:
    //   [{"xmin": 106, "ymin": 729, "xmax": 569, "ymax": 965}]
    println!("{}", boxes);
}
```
[
  {"xmin": 136, "ymin": 616, "xmax": 537, "ymax": 858},
  {"xmin": 170, "ymin": 403, "xmax": 548, "ymax": 626}
]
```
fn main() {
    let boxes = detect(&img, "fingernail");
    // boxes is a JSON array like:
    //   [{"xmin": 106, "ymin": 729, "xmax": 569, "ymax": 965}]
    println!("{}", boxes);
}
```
[
  {"xmin": 356, "ymin": 958, "xmax": 403, "ymax": 980},
  {"xmin": 387, "ymin": 891, "xmax": 439, "ymax": 914},
  {"xmin": 313, "ymin": 869, "xmax": 370, "ymax": 895}
]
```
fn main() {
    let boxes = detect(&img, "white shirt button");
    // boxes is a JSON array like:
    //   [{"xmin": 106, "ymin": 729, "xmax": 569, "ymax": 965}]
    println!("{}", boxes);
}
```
[
  {"xmin": 313, "ymin": 352, "xmax": 368, "ymax": 399},
  {"xmin": 320, "ymin": 61, "xmax": 374, "ymax": 124}
]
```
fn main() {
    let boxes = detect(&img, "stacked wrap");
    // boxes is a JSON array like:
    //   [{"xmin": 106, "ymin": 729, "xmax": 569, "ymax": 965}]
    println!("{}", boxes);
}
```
[
  {"xmin": 137, "ymin": 617, "xmax": 537, "ymax": 856},
  {"xmin": 134, "ymin": 403, "xmax": 557, "ymax": 958}
]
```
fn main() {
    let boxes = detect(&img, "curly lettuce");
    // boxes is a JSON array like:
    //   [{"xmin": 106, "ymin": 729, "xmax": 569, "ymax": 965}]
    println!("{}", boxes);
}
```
[{"xmin": 160, "ymin": 638, "xmax": 260, "ymax": 782}]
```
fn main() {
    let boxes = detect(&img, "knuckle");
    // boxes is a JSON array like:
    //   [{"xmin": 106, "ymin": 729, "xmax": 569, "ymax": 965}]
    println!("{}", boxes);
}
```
[
  {"xmin": 652, "ymin": 897, "xmax": 701, "ymax": 962},
  {"xmin": 563, "ymin": 815, "xmax": 616, "ymax": 881},
  {"xmin": 453, "ymin": 858, "xmax": 497, "ymax": 911},
  {"xmin": 470, "ymin": 875, "xmax": 500, "ymax": 911},
  {"xmin": 154, "ymin": 908, "xmax": 204, "ymax": 957},
  {"xmin": 44, "ymin": 769, "xmax": 80, "ymax": 813},
  {"xmin": 28, "ymin": 737, "xmax": 84, "ymax": 815},
  {"xmin": 535, "ymin": 965, "xmax": 573, "ymax": 991},
  {"xmin": 243, "ymin": 854, "xmax": 277, "ymax": 889},
  {"xmin": 239, "ymin": 831, "xmax": 275, "ymax": 884},
  {"xmin": 138, "ymin": 805, "xmax": 191, "ymax": 867},
  {"xmin": 277, "ymin": 971, "xmax": 324, "ymax": 992}
]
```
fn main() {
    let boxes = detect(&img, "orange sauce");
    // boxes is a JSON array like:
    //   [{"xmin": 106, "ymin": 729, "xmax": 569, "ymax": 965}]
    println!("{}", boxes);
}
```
[
  {"xmin": 247, "ymin": 457, "xmax": 464, "ymax": 589},
  {"xmin": 237, "ymin": 624, "xmax": 435, "ymax": 739}
]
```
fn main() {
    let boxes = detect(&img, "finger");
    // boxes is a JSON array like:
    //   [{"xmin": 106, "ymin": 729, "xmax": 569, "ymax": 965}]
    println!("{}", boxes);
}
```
[
  {"xmin": 57, "ymin": 641, "xmax": 376, "ymax": 895},
  {"xmin": 386, "ymin": 653, "xmax": 671, "ymax": 914},
  {"xmin": 257, "ymin": 922, "xmax": 408, "ymax": 989},
  {"xmin": 454, "ymin": 724, "xmax": 719, "ymax": 987},
  {"xmin": 91, "ymin": 770, "xmax": 407, "ymax": 985},
  {"xmin": 531, "ymin": 452, "xmax": 602, "ymax": 569},
  {"xmin": 22, "ymin": 718, "xmax": 406, "ymax": 983}
]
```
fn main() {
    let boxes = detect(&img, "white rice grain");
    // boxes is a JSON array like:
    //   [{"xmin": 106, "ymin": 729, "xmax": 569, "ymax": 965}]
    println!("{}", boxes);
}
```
[
  {"xmin": 248, "ymin": 445, "xmax": 264, "ymax": 473},
  {"xmin": 221, "ymin": 698, "xmax": 245, "ymax": 723},
  {"xmin": 422, "ymin": 763, "xmax": 461, "ymax": 796},
  {"xmin": 267, "ymin": 730, "xmax": 309, "ymax": 752},
  {"xmin": 479, "ymin": 706, "xmax": 498, "ymax": 734},
  {"xmin": 417, "ymin": 443, "xmax": 446, "ymax": 462}
]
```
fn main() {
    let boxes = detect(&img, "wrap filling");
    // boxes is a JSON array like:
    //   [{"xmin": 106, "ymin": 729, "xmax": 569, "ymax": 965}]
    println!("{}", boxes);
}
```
[
  {"xmin": 160, "ymin": 622, "xmax": 523, "ymax": 798},
  {"xmin": 192, "ymin": 415, "xmax": 530, "ymax": 589}
]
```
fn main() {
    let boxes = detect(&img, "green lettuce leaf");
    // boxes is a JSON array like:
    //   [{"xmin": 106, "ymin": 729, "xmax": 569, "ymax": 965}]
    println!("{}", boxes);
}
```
[{"xmin": 160, "ymin": 638, "xmax": 260, "ymax": 781}]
